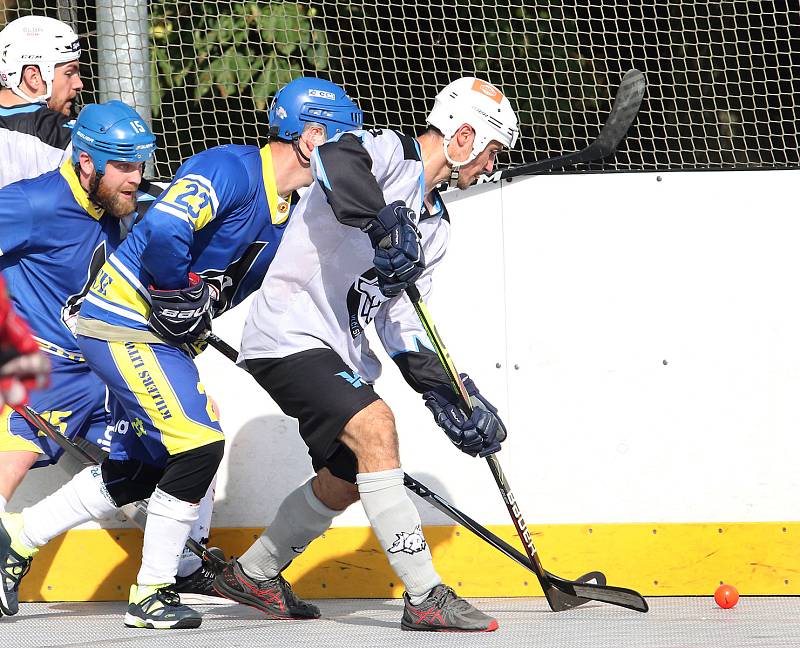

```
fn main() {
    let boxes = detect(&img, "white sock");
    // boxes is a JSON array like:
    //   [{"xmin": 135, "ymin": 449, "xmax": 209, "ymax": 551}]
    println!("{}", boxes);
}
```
[
  {"xmin": 240, "ymin": 478, "xmax": 341, "ymax": 580},
  {"xmin": 137, "ymin": 487, "xmax": 199, "ymax": 586},
  {"xmin": 357, "ymin": 468, "xmax": 441, "ymax": 603},
  {"xmin": 0, "ymin": 494, "xmax": 6, "ymax": 513},
  {"xmin": 21, "ymin": 465, "xmax": 117, "ymax": 548},
  {"xmin": 176, "ymin": 476, "xmax": 216, "ymax": 578}
]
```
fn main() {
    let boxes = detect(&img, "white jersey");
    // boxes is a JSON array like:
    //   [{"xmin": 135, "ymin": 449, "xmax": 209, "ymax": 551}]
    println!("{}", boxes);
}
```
[
  {"xmin": 240, "ymin": 129, "xmax": 450, "ymax": 384},
  {"xmin": 0, "ymin": 103, "xmax": 73, "ymax": 189}
]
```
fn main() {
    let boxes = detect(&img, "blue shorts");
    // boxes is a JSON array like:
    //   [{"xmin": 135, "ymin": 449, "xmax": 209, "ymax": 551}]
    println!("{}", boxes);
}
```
[
  {"xmin": 0, "ymin": 355, "xmax": 111, "ymax": 467},
  {"xmin": 77, "ymin": 335, "xmax": 224, "ymax": 467}
]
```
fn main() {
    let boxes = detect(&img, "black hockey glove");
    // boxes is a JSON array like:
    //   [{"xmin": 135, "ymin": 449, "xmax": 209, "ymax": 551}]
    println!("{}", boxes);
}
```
[
  {"xmin": 364, "ymin": 201, "xmax": 425, "ymax": 298},
  {"xmin": 424, "ymin": 374, "xmax": 507, "ymax": 458},
  {"xmin": 147, "ymin": 272, "xmax": 213, "ymax": 346}
]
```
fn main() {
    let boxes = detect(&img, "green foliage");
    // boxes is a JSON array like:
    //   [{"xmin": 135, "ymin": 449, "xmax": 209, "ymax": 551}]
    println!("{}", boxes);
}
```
[
  {"xmin": 471, "ymin": 5, "xmax": 599, "ymax": 143},
  {"xmin": 149, "ymin": 1, "xmax": 328, "ymax": 114}
]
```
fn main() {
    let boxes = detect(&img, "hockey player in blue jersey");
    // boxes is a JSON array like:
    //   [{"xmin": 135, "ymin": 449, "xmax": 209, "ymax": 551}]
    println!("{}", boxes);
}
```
[
  {"xmin": 0, "ymin": 99, "xmax": 155, "ymax": 503},
  {"xmin": 0, "ymin": 77, "xmax": 362, "ymax": 629},
  {"xmin": 0, "ymin": 99, "xmax": 153, "ymax": 616}
]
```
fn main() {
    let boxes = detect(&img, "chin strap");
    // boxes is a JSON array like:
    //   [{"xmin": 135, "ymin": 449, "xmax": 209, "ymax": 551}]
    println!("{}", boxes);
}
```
[
  {"xmin": 11, "ymin": 85, "xmax": 49, "ymax": 105},
  {"xmin": 291, "ymin": 138, "xmax": 311, "ymax": 165},
  {"xmin": 88, "ymin": 170, "xmax": 104, "ymax": 204},
  {"xmin": 441, "ymin": 135, "xmax": 479, "ymax": 188}
]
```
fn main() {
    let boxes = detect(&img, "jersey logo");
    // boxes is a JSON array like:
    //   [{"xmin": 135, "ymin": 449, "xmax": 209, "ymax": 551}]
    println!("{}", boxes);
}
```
[
  {"xmin": 62, "ymin": 241, "xmax": 107, "ymax": 336},
  {"xmin": 335, "ymin": 370, "xmax": 364, "ymax": 388},
  {"xmin": 345, "ymin": 269, "xmax": 388, "ymax": 339},
  {"xmin": 156, "ymin": 176, "xmax": 216, "ymax": 230},
  {"xmin": 387, "ymin": 525, "xmax": 427, "ymax": 555}
]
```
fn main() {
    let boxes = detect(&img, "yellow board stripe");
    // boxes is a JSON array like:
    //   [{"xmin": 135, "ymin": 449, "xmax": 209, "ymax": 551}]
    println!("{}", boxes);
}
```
[{"xmin": 18, "ymin": 522, "xmax": 800, "ymax": 602}]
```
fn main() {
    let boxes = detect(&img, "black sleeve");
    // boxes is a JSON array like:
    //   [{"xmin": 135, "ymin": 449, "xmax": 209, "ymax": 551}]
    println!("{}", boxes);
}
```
[
  {"xmin": 314, "ymin": 133, "xmax": 386, "ymax": 230},
  {"xmin": 32, "ymin": 108, "xmax": 73, "ymax": 149},
  {"xmin": 392, "ymin": 348, "xmax": 453, "ymax": 394}
]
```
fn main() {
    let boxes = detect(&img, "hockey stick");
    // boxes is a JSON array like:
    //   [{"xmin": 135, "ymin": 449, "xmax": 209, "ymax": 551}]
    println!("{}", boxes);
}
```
[
  {"xmin": 204, "ymin": 333, "xmax": 604, "ymax": 602},
  {"xmin": 448, "ymin": 69, "xmax": 646, "ymax": 190},
  {"xmin": 13, "ymin": 403, "xmax": 227, "ymax": 572},
  {"xmin": 403, "ymin": 285, "xmax": 648, "ymax": 612}
]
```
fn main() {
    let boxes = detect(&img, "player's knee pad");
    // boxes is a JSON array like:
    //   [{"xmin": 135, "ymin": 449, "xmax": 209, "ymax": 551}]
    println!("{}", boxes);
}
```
[
  {"xmin": 74, "ymin": 465, "xmax": 119, "ymax": 519},
  {"xmin": 101, "ymin": 458, "xmax": 164, "ymax": 507},
  {"xmin": 147, "ymin": 486, "xmax": 200, "ymax": 525},
  {"xmin": 158, "ymin": 440, "xmax": 224, "ymax": 502}
]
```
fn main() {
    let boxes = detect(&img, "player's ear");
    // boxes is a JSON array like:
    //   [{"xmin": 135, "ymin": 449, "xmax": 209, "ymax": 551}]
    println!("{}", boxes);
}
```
[
  {"xmin": 304, "ymin": 125, "xmax": 327, "ymax": 150},
  {"xmin": 454, "ymin": 123, "xmax": 475, "ymax": 147},
  {"xmin": 78, "ymin": 151, "xmax": 96, "ymax": 177},
  {"xmin": 21, "ymin": 65, "xmax": 44, "ymax": 93},
  {"xmin": 447, "ymin": 124, "xmax": 475, "ymax": 160}
]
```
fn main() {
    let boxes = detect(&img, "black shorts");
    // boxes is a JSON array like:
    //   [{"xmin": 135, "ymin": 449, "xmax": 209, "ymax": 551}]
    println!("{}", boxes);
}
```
[{"xmin": 245, "ymin": 348, "xmax": 381, "ymax": 483}]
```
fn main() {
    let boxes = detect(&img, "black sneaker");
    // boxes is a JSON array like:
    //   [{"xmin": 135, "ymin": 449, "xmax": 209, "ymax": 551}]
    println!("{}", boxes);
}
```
[
  {"xmin": 213, "ymin": 559, "xmax": 320, "ymax": 619},
  {"xmin": 174, "ymin": 547, "xmax": 226, "ymax": 601},
  {"xmin": 401, "ymin": 584, "xmax": 498, "ymax": 632},
  {"xmin": 124, "ymin": 584, "xmax": 202, "ymax": 629},
  {"xmin": 0, "ymin": 513, "xmax": 37, "ymax": 616}
]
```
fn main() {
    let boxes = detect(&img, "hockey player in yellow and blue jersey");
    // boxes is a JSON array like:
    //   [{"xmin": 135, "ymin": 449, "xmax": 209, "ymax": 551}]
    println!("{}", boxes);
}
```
[
  {"xmin": 0, "ymin": 77, "xmax": 362, "ymax": 629},
  {"xmin": 0, "ymin": 99, "xmax": 155, "ymax": 502}
]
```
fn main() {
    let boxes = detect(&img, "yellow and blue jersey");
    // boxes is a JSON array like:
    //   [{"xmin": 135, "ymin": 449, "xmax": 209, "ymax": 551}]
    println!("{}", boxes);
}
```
[
  {"xmin": 79, "ymin": 144, "xmax": 296, "ymax": 333},
  {"xmin": 0, "ymin": 160, "xmax": 125, "ymax": 361}
]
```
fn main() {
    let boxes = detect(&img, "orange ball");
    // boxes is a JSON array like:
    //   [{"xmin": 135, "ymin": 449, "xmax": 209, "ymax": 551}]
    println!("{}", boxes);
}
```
[{"xmin": 714, "ymin": 584, "xmax": 739, "ymax": 608}]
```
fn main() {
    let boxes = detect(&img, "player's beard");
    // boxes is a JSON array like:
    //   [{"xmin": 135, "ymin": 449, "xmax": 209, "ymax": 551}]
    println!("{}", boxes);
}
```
[{"xmin": 93, "ymin": 173, "xmax": 137, "ymax": 218}]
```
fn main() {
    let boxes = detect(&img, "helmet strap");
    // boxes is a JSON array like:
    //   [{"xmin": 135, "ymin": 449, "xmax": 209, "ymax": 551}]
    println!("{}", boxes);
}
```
[
  {"xmin": 291, "ymin": 137, "xmax": 311, "ymax": 165},
  {"xmin": 88, "ymin": 169, "xmax": 104, "ymax": 205},
  {"xmin": 442, "ymin": 134, "xmax": 477, "ymax": 189},
  {"xmin": 10, "ymin": 81, "xmax": 49, "ymax": 105}
]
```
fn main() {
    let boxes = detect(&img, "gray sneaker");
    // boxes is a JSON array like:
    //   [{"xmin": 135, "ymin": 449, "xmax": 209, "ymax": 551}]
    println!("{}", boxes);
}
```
[
  {"xmin": 124, "ymin": 584, "xmax": 202, "ymax": 629},
  {"xmin": 213, "ymin": 559, "xmax": 320, "ymax": 619},
  {"xmin": 401, "ymin": 584, "xmax": 499, "ymax": 632}
]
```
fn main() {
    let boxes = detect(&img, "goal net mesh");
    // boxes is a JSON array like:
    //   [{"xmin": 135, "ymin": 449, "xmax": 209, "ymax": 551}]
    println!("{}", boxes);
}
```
[{"xmin": 4, "ymin": 1, "xmax": 798, "ymax": 178}]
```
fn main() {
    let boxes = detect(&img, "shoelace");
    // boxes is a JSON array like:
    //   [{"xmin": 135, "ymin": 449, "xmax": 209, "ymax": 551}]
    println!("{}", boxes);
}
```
[
  {"xmin": 429, "ymin": 585, "xmax": 471, "ymax": 612},
  {"xmin": 155, "ymin": 587, "xmax": 182, "ymax": 607},
  {"xmin": 4, "ymin": 554, "xmax": 31, "ymax": 582},
  {"xmin": 276, "ymin": 574, "xmax": 304, "ymax": 607}
]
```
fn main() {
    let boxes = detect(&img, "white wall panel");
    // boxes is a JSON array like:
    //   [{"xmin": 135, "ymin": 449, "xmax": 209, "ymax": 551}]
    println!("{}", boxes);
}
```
[{"xmin": 12, "ymin": 170, "xmax": 800, "ymax": 529}]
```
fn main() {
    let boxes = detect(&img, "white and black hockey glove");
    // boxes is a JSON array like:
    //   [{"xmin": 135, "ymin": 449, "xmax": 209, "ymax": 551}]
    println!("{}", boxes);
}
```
[
  {"xmin": 423, "ymin": 374, "xmax": 507, "ymax": 458},
  {"xmin": 364, "ymin": 201, "xmax": 425, "ymax": 298},
  {"xmin": 147, "ymin": 272, "xmax": 213, "ymax": 346}
]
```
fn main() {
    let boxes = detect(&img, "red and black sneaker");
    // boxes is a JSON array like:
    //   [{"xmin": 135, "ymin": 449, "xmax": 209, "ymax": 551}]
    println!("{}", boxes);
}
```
[
  {"xmin": 401, "ymin": 584, "xmax": 499, "ymax": 632},
  {"xmin": 212, "ymin": 560, "xmax": 320, "ymax": 619}
]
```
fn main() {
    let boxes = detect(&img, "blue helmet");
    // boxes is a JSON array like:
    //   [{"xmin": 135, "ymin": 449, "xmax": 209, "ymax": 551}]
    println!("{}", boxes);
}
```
[
  {"xmin": 71, "ymin": 100, "xmax": 156, "ymax": 173},
  {"xmin": 268, "ymin": 77, "xmax": 363, "ymax": 141}
]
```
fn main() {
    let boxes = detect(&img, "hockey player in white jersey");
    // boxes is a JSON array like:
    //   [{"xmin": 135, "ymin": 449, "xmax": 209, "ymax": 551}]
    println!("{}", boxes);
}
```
[
  {"xmin": 218, "ymin": 77, "xmax": 517, "ymax": 632},
  {"xmin": 0, "ymin": 15, "xmax": 83, "ymax": 188}
]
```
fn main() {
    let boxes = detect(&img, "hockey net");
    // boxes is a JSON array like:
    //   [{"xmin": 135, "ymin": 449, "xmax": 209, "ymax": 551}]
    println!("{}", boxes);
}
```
[{"xmin": 3, "ymin": 1, "xmax": 798, "ymax": 178}]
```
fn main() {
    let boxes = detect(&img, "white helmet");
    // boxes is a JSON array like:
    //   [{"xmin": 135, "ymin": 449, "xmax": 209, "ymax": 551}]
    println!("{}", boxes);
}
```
[
  {"xmin": 427, "ymin": 77, "xmax": 519, "ymax": 173},
  {"xmin": 0, "ymin": 15, "xmax": 81, "ymax": 103}
]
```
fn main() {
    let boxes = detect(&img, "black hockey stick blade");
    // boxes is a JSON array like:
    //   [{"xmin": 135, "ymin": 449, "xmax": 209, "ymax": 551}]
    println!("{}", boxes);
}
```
[
  {"xmin": 546, "ymin": 572, "xmax": 649, "ymax": 612},
  {"xmin": 403, "ymin": 472, "xmax": 606, "ymax": 610},
  {"xmin": 470, "ymin": 68, "xmax": 646, "ymax": 184},
  {"xmin": 16, "ymin": 404, "xmax": 228, "ymax": 573}
]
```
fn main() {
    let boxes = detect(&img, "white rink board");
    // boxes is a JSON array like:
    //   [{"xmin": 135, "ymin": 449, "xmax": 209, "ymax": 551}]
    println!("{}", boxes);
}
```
[{"xmin": 11, "ymin": 169, "xmax": 800, "ymax": 529}]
